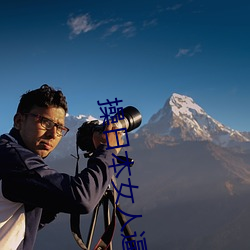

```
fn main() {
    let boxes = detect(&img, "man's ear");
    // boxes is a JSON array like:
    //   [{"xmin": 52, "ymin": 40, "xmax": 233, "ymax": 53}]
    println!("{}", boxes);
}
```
[{"xmin": 14, "ymin": 113, "xmax": 24, "ymax": 130}]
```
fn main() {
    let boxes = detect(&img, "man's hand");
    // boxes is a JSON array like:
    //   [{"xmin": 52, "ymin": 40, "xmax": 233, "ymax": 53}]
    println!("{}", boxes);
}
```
[{"xmin": 92, "ymin": 123, "xmax": 124, "ymax": 154}]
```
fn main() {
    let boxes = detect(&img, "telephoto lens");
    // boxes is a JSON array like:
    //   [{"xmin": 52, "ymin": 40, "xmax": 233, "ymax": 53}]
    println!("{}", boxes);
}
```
[
  {"xmin": 111, "ymin": 106, "xmax": 142, "ymax": 132},
  {"xmin": 76, "ymin": 106, "xmax": 142, "ymax": 154}
]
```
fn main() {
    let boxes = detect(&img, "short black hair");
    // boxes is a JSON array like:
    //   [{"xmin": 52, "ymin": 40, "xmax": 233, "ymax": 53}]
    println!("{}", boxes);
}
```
[{"xmin": 17, "ymin": 84, "xmax": 68, "ymax": 114}]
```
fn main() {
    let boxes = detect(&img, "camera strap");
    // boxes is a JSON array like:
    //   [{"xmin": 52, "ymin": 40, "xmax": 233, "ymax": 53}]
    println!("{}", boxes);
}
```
[{"xmin": 70, "ymin": 213, "xmax": 88, "ymax": 250}]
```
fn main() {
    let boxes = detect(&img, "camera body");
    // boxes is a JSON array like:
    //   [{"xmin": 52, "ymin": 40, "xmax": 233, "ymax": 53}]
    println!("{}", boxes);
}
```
[{"xmin": 76, "ymin": 106, "xmax": 142, "ymax": 154}]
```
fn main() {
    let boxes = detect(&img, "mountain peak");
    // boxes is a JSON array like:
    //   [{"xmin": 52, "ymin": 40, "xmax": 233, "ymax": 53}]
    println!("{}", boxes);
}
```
[
  {"xmin": 169, "ymin": 93, "xmax": 205, "ymax": 117},
  {"xmin": 139, "ymin": 93, "xmax": 250, "ymax": 146}
]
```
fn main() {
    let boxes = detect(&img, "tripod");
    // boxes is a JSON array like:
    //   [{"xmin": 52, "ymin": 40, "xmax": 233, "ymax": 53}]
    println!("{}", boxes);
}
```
[{"xmin": 70, "ymin": 178, "xmax": 135, "ymax": 250}]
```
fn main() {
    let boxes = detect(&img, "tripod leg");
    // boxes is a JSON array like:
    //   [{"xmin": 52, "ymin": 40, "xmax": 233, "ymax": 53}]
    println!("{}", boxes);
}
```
[
  {"xmin": 103, "ymin": 197, "xmax": 112, "ymax": 250},
  {"xmin": 116, "ymin": 204, "xmax": 135, "ymax": 242},
  {"xmin": 86, "ymin": 202, "xmax": 101, "ymax": 249}
]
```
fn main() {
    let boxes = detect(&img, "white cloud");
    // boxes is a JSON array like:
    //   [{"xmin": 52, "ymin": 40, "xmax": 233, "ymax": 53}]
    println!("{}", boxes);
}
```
[
  {"xmin": 67, "ymin": 13, "xmax": 137, "ymax": 39},
  {"xmin": 121, "ymin": 22, "xmax": 136, "ymax": 37},
  {"xmin": 175, "ymin": 44, "xmax": 202, "ymax": 58},
  {"xmin": 166, "ymin": 4, "xmax": 183, "ymax": 11},
  {"xmin": 143, "ymin": 19, "xmax": 158, "ymax": 28},
  {"xmin": 103, "ymin": 21, "xmax": 136, "ymax": 38},
  {"xmin": 175, "ymin": 48, "xmax": 190, "ymax": 58},
  {"xmin": 67, "ymin": 13, "xmax": 111, "ymax": 39}
]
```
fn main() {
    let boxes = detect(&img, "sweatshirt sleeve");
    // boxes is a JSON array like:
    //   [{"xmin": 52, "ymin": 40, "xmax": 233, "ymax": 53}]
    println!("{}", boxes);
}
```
[{"xmin": 1, "ymin": 141, "xmax": 116, "ymax": 214}]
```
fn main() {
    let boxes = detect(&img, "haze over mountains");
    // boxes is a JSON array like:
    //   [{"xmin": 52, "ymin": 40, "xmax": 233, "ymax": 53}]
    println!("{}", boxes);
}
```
[{"xmin": 35, "ymin": 93, "xmax": 250, "ymax": 250}]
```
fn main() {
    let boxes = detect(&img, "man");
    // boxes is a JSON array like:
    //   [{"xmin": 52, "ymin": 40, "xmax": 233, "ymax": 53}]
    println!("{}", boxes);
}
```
[{"xmin": 0, "ymin": 84, "xmax": 123, "ymax": 250}]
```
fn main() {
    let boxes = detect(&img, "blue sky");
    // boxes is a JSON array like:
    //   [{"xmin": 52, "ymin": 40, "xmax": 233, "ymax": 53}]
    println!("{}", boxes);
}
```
[{"xmin": 0, "ymin": 0, "xmax": 250, "ymax": 135}]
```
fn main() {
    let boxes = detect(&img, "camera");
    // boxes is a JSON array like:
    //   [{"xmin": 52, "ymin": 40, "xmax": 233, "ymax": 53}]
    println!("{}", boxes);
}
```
[{"xmin": 76, "ymin": 106, "xmax": 142, "ymax": 155}]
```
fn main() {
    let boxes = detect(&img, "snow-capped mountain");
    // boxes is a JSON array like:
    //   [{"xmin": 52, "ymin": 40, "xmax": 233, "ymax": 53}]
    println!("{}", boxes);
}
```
[
  {"xmin": 47, "ymin": 114, "xmax": 101, "ymax": 159},
  {"xmin": 48, "ymin": 92, "xmax": 250, "ymax": 160},
  {"xmin": 139, "ymin": 93, "xmax": 250, "ymax": 147}
]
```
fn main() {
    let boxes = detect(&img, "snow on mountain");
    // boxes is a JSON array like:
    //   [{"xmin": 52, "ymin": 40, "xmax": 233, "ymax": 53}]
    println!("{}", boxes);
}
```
[
  {"xmin": 47, "ymin": 113, "xmax": 101, "ymax": 160},
  {"xmin": 139, "ymin": 93, "xmax": 250, "ymax": 147},
  {"xmin": 65, "ymin": 113, "xmax": 100, "ymax": 134}
]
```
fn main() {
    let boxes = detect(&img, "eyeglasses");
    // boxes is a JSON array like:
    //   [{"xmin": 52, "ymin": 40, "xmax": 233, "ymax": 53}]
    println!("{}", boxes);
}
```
[{"xmin": 24, "ymin": 113, "xmax": 69, "ymax": 137}]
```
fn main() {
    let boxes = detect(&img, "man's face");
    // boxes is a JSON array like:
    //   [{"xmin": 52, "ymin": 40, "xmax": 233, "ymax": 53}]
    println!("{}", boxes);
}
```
[{"xmin": 15, "ymin": 106, "xmax": 66, "ymax": 158}]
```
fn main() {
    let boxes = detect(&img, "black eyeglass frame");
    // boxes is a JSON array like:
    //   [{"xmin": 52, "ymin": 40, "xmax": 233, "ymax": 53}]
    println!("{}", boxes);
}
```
[{"xmin": 24, "ymin": 113, "xmax": 69, "ymax": 136}]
